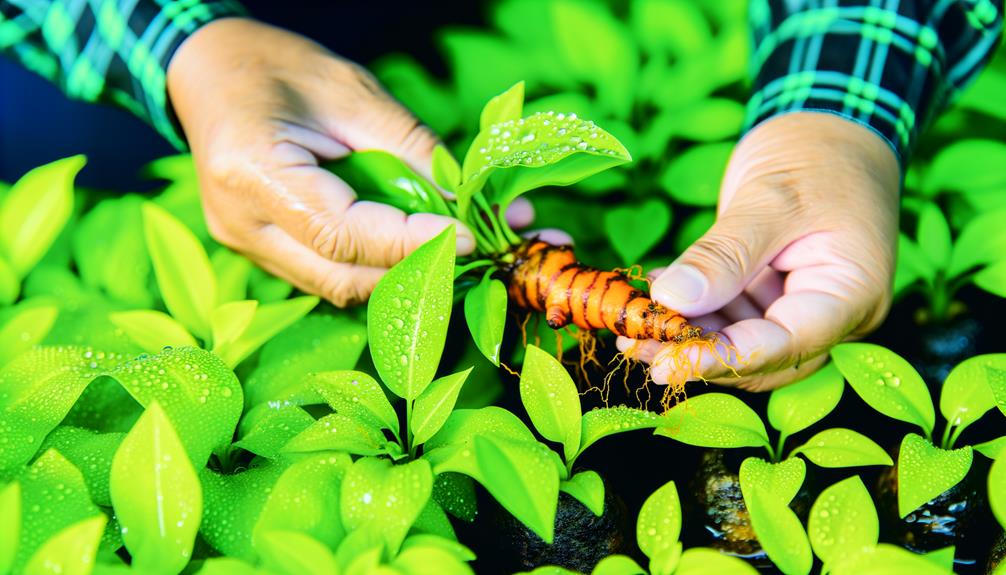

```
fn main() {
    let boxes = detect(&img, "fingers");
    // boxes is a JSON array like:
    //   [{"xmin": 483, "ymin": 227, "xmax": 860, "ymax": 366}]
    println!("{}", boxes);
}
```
[{"xmin": 506, "ymin": 198, "xmax": 535, "ymax": 229}]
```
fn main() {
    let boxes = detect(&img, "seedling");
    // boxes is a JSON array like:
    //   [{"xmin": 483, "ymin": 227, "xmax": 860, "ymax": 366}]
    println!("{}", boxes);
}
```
[{"xmin": 656, "ymin": 363, "xmax": 892, "ymax": 575}]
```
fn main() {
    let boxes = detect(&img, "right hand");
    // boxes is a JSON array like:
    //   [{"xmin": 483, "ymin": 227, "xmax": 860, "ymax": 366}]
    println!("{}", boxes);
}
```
[{"xmin": 166, "ymin": 18, "xmax": 475, "ymax": 306}]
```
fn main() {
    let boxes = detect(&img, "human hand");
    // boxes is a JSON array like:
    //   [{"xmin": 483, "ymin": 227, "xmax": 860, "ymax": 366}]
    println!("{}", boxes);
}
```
[
  {"xmin": 620, "ymin": 112, "xmax": 901, "ymax": 391},
  {"xmin": 166, "ymin": 18, "xmax": 480, "ymax": 306}
]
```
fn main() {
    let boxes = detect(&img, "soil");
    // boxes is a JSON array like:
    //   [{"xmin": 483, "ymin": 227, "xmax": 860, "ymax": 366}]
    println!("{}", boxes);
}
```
[{"xmin": 987, "ymin": 529, "xmax": 1005, "ymax": 575}]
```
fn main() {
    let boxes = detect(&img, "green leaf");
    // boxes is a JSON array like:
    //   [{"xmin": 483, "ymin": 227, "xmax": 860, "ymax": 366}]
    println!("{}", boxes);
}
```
[
  {"xmin": 767, "ymin": 362, "xmax": 844, "ymax": 436},
  {"xmin": 808, "ymin": 477, "xmax": 878, "ymax": 565},
  {"xmin": 24, "ymin": 515, "xmax": 106, "ymax": 575},
  {"xmin": 108, "ymin": 310, "xmax": 198, "ymax": 354},
  {"xmin": 675, "ymin": 548, "xmax": 758, "ymax": 575},
  {"xmin": 245, "ymin": 314, "xmax": 367, "ymax": 407},
  {"xmin": 401, "ymin": 534, "xmax": 475, "ymax": 562},
  {"xmin": 922, "ymin": 546, "xmax": 956, "ymax": 571},
  {"xmin": 199, "ymin": 462, "xmax": 287, "ymax": 559},
  {"xmin": 631, "ymin": 0, "xmax": 710, "ymax": 56},
  {"xmin": 110, "ymin": 401, "xmax": 201, "ymax": 574},
  {"xmin": 551, "ymin": 0, "xmax": 637, "ymax": 118},
  {"xmin": 636, "ymin": 480, "xmax": 681, "ymax": 560},
  {"xmin": 472, "ymin": 435, "xmax": 559, "ymax": 544},
  {"xmin": 0, "ymin": 302, "xmax": 58, "ymax": 365},
  {"xmin": 520, "ymin": 345, "xmax": 582, "ymax": 461},
  {"xmin": 578, "ymin": 407, "xmax": 667, "ymax": 458},
  {"xmin": 917, "ymin": 203, "xmax": 952, "ymax": 271},
  {"xmin": 432, "ymin": 145, "xmax": 462, "ymax": 193},
  {"xmin": 991, "ymin": 453, "xmax": 1006, "ymax": 529},
  {"xmin": 975, "ymin": 435, "xmax": 1006, "ymax": 459},
  {"xmin": 282, "ymin": 413, "xmax": 388, "ymax": 456},
  {"xmin": 253, "ymin": 454, "xmax": 351, "ymax": 551},
  {"xmin": 0, "ymin": 346, "xmax": 113, "ymax": 471},
  {"xmin": 792, "ymin": 428, "xmax": 892, "ymax": 468},
  {"xmin": 73, "ymin": 195, "xmax": 151, "ymax": 307},
  {"xmin": 424, "ymin": 407, "xmax": 537, "ymax": 452},
  {"xmin": 560, "ymin": 470, "xmax": 605, "ymax": 517},
  {"xmin": 393, "ymin": 543, "xmax": 474, "ymax": 575},
  {"xmin": 673, "ymin": 99, "xmax": 746, "ymax": 142},
  {"xmin": 40, "ymin": 426, "xmax": 124, "ymax": 506},
  {"xmin": 974, "ymin": 259, "xmax": 1006, "ymax": 298},
  {"xmin": 464, "ymin": 276, "xmax": 507, "ymax": 366},
  {"xmin": 326, "ymin": 151, "xmax": 450, "ymax": 216},
  {"xmin": 947, "ymin": 208, "xmax": 1006, "ymax": 278},
  {"xmin": 432, "ymin": 472, "xmax": 478, "ymax": 523},
  {"xmin": 741, "ymin": 483, "xmax": 813, "ymax": 575},
  {"xmin": 740, "ymin": 457, "xmax": 806, "ymax": 505},
  {"xmin": 413, "ymin": 368, "xmax": 473, "ymax": 446},
  {"xmin": 332, "ymin": 527, "xmax": 384, "ymax": 574},
  {"xmin": 830, "ymin": 543, "xmax": 955, "ymax": 575},
  {"xmin": 368, "ymin": 226, "xmax": 456, "ymax": 400},
  {"xmin": 313, "ymin": 370, "xmax": 400, "ymax": 436},
  {"xmin": 210, "ymin": 300, "xmax": 258, "ymax": 349},
  {"xmin": 110, "ymin": 346, "xmax": 242, "ymax": 466},
  {"xmin": 831, "ymin": 343, "xmax": 935, "ymax": 436},
  {"xmin": 658, "ymin": 142, "xmax": 732, "ymax": 207},
  {"xmin": 211, "ymin": 248, "xmax": 252, "ymax": 304},
  {"xmin": 257, "ymin": 531, "xmax": 338, "ymax": 575},
  {"xmin": 0, "ymin": 481, "xmax": 19, "ymax": 574},
  {"xmin": 0, "ymin": 155, "xmax": 83, "ymax": 277},
  {"xmin": 213, "ymin": 296, "xmax": 319, "ymax": 368},
  {"xmin": 374, "ymin": 54, "xmax": 461, "ymax": 136},
  {"xmin": 143, "ymin": 202, "xmax": 216, "ymax": 340},
  {"xmin": 480, "ymin": 81, "xmax": 524, "ymax": 131},
  {"xmin": 233, "ymin": 404, "xmax": 315, "ymax": 458},
  {"xmin": 410, "ymin": 498, "xmax": 457, "ymax": 541},
  {"xmin": 462, "ymin": 112, "xmax": 631, "ymax": 216},
  {"xmin": 0, "ymin": 256, "xmax": 18, "ymax": 305},
  {"xmin": 940, "ymin": 354, "xmax": 1004, "ymax": 432},
  {"xmin": 897, "ymin": 433, "xmax": 973, "ymax": 518},
  {"xmin": 896, "ymin": 233, "xmax": 936, "ymax": 291},
  {"xmin": 923, "ymin": 139, "xmax": 1006, "ymax": 196},
  {"xmin": 657, "ymin": 393, "xmax": 770, "ymax": 449},
  {"xmin": 591, "ymin": 554, "xmax": 647, "ymax": 575},
  {"xmin": 340, "ymin": 458, "xmax": 433, "ymax": 553},
  {"xmin": 604, "ymin": 199, "xmax": 671, "ymax": 265},
  {"xmin": 989, "ymin": 365, "xmax": 1006, "ymax": 417}
]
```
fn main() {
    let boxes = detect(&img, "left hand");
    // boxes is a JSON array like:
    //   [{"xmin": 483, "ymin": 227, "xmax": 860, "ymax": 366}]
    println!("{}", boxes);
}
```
[{"xmin": 619, "ymin": 112, "xmax": 901, "ymax": 392}]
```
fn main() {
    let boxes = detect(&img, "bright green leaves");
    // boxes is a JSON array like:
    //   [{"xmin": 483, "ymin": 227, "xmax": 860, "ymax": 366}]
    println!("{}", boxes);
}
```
[
  {"xmin": 283, "ymin": 413, "xmax": 388, "ymax": 457},
  {"xmin": 991, "ymin": 453, "xmax": 1006, "ymax": 529},
  {"xmin": 658, "ymin": 142, "xmax": 733, "ymax": 207},
  {"xmin": 940, "ymin": 354, "xmax": 1004, "ymax": 433},
  {"xmin": 143, "ymin": 202, "xmax": 216, "ymax": 341},
  {"xmin": 0, "ymin": 346, "xmax": 115, "ymax": 471},
  {"xmin": 413, "ymin": 369, "xmax": 473, "ymax": 446},
  {"xmin": 897, "ymin": 433, "xmax": 973, "ymax": 518},
  {"xmin": 23, "ymin": 515, "xmax": 106, "ymax": 575},
  {"xmin": 432, "ymin": 146, "xmax": 463, "ymax": 193},
  {"xmin": 257, "ymin": 531, "xmax": 339, "ymax": 575},
  {"xmin": 327, "ymin": 151, "xmax": 450, "ymax": 216},
  {"xmin": 0, "ymin": 155, "xmax": 83, "ymax": 281},
  {"xmin": 808, "ymin": 477, "xmax": 879, "ymax": 566},
  {"xmin": 212, "ymin": 296, "xmax": 320, "ymax": 368},
  {"xmin": 480, "ymin": 81, "xmax": 525, "ymax": 131},
  {"xmin": 368, "ymin": 225, "xmax": 456, "ymax": 401},
  {"xmin": 0, "ymin": 302, "xmax": 58, "ymax": 366},
  {"xmin": 0, "ymin": 481, "xmax": 19, "ymax": 573},
  {"xmin": 313, "ymin": 371, "xmax": 400, "ymax": 437},
  {"xmin": 110, "ymin": 401, "xmax": 202, "ymax": 575},
  {"xmin": 917, "ymin": 203, "xmax": 953, "ymax": 271},
  {"xmin": 832, "ymin": 343, "xmax": 935, "ymax": 437},
  {"xmin": 767, "ymin": 363, "xmax": 843, "ymax": 437},
  {"xmin": 604, "ymin": 199, "xmax": 671, "ymax": 265},
  {"xmin": 923, "ymin": 139, "xmax": 1006, "ymax": 196},
  {"xmin": 560, "ymin": 470, "xmax": 605, "ymax": 517},
  {"xmin": 658, "ymin": 393, "xmax": 770, "ymax": 449},
  {"xmin": 108, "ymin": 310, "xmax": 198, "ymax": 354},
  {"xmin": 520, "ymin": 345, "xmax": 582, "ymax": 461},
  {"xmin": 463, "ymin": 275, "xmax": 507, "ymax": 365},
  {"xmin": 73, "ymin": 195, "xmax": 152, "ymax": 307},
  {"xmin": 740, "ymin": 457, "xmax": 811, "ymax": 575},
  {"xmin": 340, "ymin": 458, "xmax": 433, "ymax": 553},
  {"xmin": 791, "ymin": 429, "xmax": 892, "ymax": 468},
  {"xmin": 253, "ymin": 454, "xmax": 350, "ymax": 550},
  {"xmin": 577, "ymin": 406, "xmax": 667, "ymax": 457},
  {"xmin": 675, "ymin": 548, "xmax": 757, "ymax": 575},
  {"xmin": 631, "ymin": 0, "xmax": 710, "ymax": 57},
  {"xmin": 947, "ymin": 208, "xmax": 1006, "ymax": 278},
  {"xmin": 110, "ymin": 346, "xmax": 241, "ymax": 466},
  {"xmin": 636, "ymin": 480, "xmax": 681, "ymax": 563},
  {"xmin": 741, "ymin": 457, "xmax": 806, "ymax": 506}
]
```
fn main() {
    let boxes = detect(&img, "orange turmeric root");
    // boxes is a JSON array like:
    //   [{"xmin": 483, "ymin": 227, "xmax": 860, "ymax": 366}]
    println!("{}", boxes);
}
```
[{"xmin": 507, "ymin": 241, "xmax": 703, "ymax": 343}]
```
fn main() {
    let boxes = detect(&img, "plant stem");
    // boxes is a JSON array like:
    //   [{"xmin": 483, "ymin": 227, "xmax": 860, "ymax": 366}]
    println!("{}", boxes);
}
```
[
  {"xmin": 454, "ymin": 259, "xmax": 495, "ymax": 279},
  {"xmin": 929, "ymin": 274, "xmax": 950, "ymax": 323},
  {"xmin": 406, "ymin": 399, "xmax": 415, "ymax": 459},
  {"xmin": 940, "ymin": 422, "xmax": 954, "ymax": 450},
  {"xmin": 948, "ymin": 424, "xmax": 967, "ymax": 449},
  {"xmin": 774, "ymin": 433, "xmax": 788, "ymax": 463}
]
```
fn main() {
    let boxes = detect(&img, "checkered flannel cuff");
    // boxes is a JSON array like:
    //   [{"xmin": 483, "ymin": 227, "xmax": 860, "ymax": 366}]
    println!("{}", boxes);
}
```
[{"xmin": 744, "ymin": 1, "xmax": 1003, "ymax": 164}]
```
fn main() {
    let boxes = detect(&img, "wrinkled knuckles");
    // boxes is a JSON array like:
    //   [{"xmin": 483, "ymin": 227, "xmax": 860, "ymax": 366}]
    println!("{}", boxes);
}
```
[
  {"xmin": 687, "ymin": 228, "xmax": 754, "ymax": 278},
  {"xmin": 318, "ymin": 271, "xmax": 367, "ymax": 308}
]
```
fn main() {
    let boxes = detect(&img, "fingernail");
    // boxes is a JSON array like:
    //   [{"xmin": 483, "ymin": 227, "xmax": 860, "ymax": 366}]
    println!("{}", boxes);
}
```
[{"xmin": 652, "ymin": 264, "xmax": 707, "ymax": 306}]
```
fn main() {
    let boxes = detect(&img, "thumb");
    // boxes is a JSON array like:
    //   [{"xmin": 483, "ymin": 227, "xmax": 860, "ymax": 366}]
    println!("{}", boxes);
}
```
[{"xmin": 650, "ymin": 213, "xmax": 781, "ymax": 317}]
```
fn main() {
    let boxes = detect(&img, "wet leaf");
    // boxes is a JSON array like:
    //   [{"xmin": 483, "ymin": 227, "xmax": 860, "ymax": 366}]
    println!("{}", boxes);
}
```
[
  {"xmin": 792, "ymin": 428, "xmax": 892, "ymax": 468},
  {"xmin": 199, "ymin": 462, "xmax": 288, "ymax": 559},
  {"xmin": 740, "ymin": 457, "xmax": 806, "ymax": 505},
  {"xmin": 975, "ymin": 435, "xmax": 1006, "ymax": 459},
  {"xmin": 742, "ymin": 483, "xmax": 812, "ymax": 575},
  {"xmin": 110, "ymin": 346, "xmax": 241, "ymax": 466},
  {"xmin": 675, "ymin": 548, "xmax": 758, "ymax": 574},
  {"xmin": 394, "ymin": 543, "xmax": 474, "ymax": 575},
  {"xmin": 108, "ymin": 310, "xmax": 197, "ymax": 354},
  {"xmin": 313, "ymin": 370, "xmax": 400, "ymax": 438},
  {"xmin": 658, "ymin": 142, "xmax": 732, "ymax": 207},
  {"xmin": 897, "ymin": 433, "xmax": 973, "ymax": 518},
  {"xmin": 830, "ymin": 543, "xmax": 955, "ymax": 575},
  {"xmin": 369, "ymin": 226, "xmax": 456, "ymax": 400},
  {"xmin": 768, "ymin": 362, "xmax": 844, "ymax": 436},
  {"xmin": 990, "ymin": 365, "xmax": 1006, "ymax": 418},
  {"xmin": 214, "ymin": 296, "xmax": 319, "ymax": 368},
  {"xmin": 0, "ymin": 302, "xmax": 58, "ymax": 366},
  {"xmin": 559, "ymin": 470, "xmax": 605, "ymax": 517},
  {"xmin": 143, "ymin": 202, "xmax": 216, "ymax": 340},
  {"xmin": 40, "ymin": 426, "xmax": 124, "ymax": 506},
  {"xmin": 210, "ymin": 300, "xmax": 257, "ymax": 350},
  {"xmin": 520, "ymin": 345, "xmax": 582, "ymax": 461},
  {"xmin": 464, "ymin": 276, "xmax": 507, "ymax": 365},
  {"xmin": 604, "ymin": 199, "xmax": 671, "ymax": 265},
  {"xmin": 592, "ymin": 554, "xmax": 647, "ymax": 575},
  {"xmin": 940, "ymin": 354, "xmax": 1004, "ymax": 432},
  {"xmin": 110, "ymin": 402, "xmax": 201, "ymax": 574},
  {"xmin": 282, "ymin": 413, "xmax": 388, "ymax": 456},
  {"xmin": 0, "ymin": 481, "xmax": 19, "ymax": 573},
  {"xmin": 340, "ymin": 458, "xmax": 433, "ymax": 553},
  {"xmin": 425, "ymin": 407, "xmax": 536, "ymax": 452},
  {"xmin": 410, "ymin": 498, "xmax": 456, "ymax": 540},
  {"xmin": 233, "ymin": 404, "xmax": 315, "ymax": 459},
  {"xmin": 257, "ymin": 531, "xmax": 338, "ymax": 575},
  {"xmin": 578, "ymin": 407, "xmax": 667, "ymax": 458},
  {"xmin": 0, "ymin": 155, "xmax": 82, "ymax": 278},
  {"xmin": 480, "ymin": 81, "xmax": 524, "ymax": 131},
  {"xmin": 432, "ymin": 472, "xmax": 478, "ymax": 523},
  {"xmin": 991, "ymin": 453, "xmax": 1006, "ymax": 529},
  {"xmin": 808, "ymin": 476, "xmax": 878, "ymax": 566},
  {"xmin": 413, "ymin": 368, "xmax": 473, "ymax": 446},
  {"xmin": 658, "ymin": 393, "xmax": 770, "ymax": 450},
  {"xmin": 917, "ymin": 203, "xmax": 952, "ymax": 271},
  {"xmin": 401, "ymin": 533, "xmax": 475, "ymax": 562},
  {"xmin": 831, "ymin": 343, "xmax": 935, "ymax": 436},
  {"xmin": 24, "ymin": 515, "xmax": 106, "ymax": 575},
  {"xmin": 636, "ymin": 480, "xmax": 681, "ymax": 560}
]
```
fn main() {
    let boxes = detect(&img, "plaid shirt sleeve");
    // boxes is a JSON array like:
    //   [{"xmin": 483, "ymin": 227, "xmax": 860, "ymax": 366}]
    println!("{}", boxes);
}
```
[
  {"xmin": 0, "ymin": 0, "xmax": 245, "ymax": 150},
  {"xmin": 745, "ymin": 0, "xmax": 1004, "ymax": 163}
]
